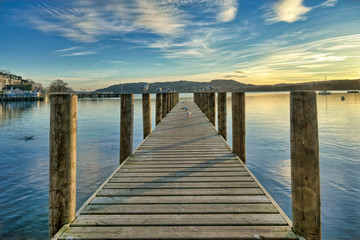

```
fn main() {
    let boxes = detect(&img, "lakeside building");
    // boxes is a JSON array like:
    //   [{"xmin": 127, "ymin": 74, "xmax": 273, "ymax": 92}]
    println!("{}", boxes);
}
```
[{"xmin": 0, "ymin": 71, "xmax": 33, "ymax": 91}]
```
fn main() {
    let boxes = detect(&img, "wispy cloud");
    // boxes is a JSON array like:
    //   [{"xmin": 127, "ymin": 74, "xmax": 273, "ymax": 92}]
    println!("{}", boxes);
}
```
[
  {"xmin": 92, "ymin": 60, "xmax": 127, "ymax": 66},
  {"xmin": 320, "ymin": 0, "xmax": 338, "ymax": 7},
  {"xmin": 264, "ymin": 0, "xmax": 338, "ymax": 24},
  {"xmin": 229, "ymin": 33, "xmax": 360, "ymax": 83},
  {"xmin": 54, "ymin": 46, "xmax": 79, "ymax": 53},
  {"xmin": 265, "ymin": 0, "xmax": 311, "ymax": 24},
  {"xmin": 60, "ymin": 51, "xmax": 97, "ymax": 57},
  {"xmin": 23, "ymin": 0, "xmax": 239, "ymax": 43},
  {"xmin": 223, "ymin": 74, "xmax": 247, "ymax": 78},
  {"xmin": 216, "ymin": 0, "xmax": 238, "ymax": 22},
  {"xmin": 53, "ymin": 46, "xmax": 98, "ymax": 57}
]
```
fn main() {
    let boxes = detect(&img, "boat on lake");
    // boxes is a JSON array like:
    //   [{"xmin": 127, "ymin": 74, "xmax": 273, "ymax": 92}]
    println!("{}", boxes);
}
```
[
  {"xmin": 319, "ymin": 75, "xmax": 332, "ymax": 95},
  {"xmin": 319, "ymin": 91, "xmax": 332, "ymax": 95}
]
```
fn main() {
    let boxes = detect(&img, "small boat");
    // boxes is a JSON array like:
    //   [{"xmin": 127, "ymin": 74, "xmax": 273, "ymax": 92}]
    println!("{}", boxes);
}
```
[
  {"xmin": 319, "ymin": 91, "xmax": 332, "ymax": 95},
  {"xmin": 347, "ymin": 90, "xmax": 359, "ymax": 93},
  {"xmin": 319, "ymin": 75, "xmax": 332, "ymax": 95}
]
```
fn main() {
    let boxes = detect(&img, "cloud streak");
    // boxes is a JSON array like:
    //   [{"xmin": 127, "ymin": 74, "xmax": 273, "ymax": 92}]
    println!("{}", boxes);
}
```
[
  {"xmin": 60, "ymin": 51, "xmax": 98, "ymax": 57},
  {"xmin": 24, "ymin": 0, "xmax": 239, "ymax": 43},
  {"xmin": 265, "ymin": 0, "xmax": 311, "ymax": 24},
  {"xmin": 264, "ymin": 0, "xmax": 338, "ymax": 24}
]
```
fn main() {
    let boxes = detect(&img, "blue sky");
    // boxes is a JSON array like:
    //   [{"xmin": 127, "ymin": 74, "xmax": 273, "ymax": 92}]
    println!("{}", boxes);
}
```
[{"xmin": 0, "ymin": 0, "xmax": 359, "ymax": 90}]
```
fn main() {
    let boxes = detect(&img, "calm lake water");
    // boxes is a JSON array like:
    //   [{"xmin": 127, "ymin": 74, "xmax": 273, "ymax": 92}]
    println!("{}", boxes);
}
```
[{"xmin": 0, "ymin": 92, "xmax": 359, "ymax": 239}]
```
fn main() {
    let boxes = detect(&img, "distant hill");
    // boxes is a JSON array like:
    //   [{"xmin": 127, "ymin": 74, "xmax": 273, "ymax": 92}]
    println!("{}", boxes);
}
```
[{"xmin": 95, "ymin": 79, "xmax": 360, "ymax": 93}]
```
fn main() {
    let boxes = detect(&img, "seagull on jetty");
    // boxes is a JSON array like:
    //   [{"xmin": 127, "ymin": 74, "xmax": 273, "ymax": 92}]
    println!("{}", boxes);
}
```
[
  {"xmin": 204, "ymin": 85, "xmax": 216, "ymax": 92},
  {"xmin": 154, "ymin": 87, "xmax": 162, "ymax": 92},
  {"xmin": 25, "ymin": 136, "xmax": 34, "ymax": 141},
  {"xmin": 141, "ymin": 83, "xmax": 149, "ymax": 93}
]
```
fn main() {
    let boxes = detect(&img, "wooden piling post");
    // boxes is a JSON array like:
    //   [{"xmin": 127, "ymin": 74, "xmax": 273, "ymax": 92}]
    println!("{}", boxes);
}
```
[
  {"xmin": 290, "ymin": 91, "xmax": 321, "ymax": 240},
  {"xmin": 49, "ymin": 94, "xmax": 77, "ymax": 238},
  {"xmin": 162, "ymin": 92, "xmax": 167, "ymax": 118},
  {"xmin": 209, "ymin": 92, "xmax": 215, "ymax": 126},
  {"xmin": 142, "ymin": 93, "xmax": 151, "ymax": 139},
  {"xmin": 232, "ymin": 92, "xmax": 245, "ymax": 164},
  {"xmin": 203, "ymin": 92, "xmax": 207, "ymax": 114},
  {"xmin": 197, "ymin": 92, "xmax": 200, "ymax": 110},
  {"xmin": 205, "ymin": 92, "xmax": 210, "ymax": 119},
  {"xmin": 171, "ymin": 93, "xmax": 175, "ymax": 108},
  {"xmin": 198, "ymin": 92, "xmax": 202, "ymax": 110},
  {"xmin": 218, "ymin": 92, "xmax": 227, "ymax": 140},
  {"xmin": 156, "ymin": 93, "xmax": 162, "ymax": 125},
  {"xmin": 120, "ymin": 94, "xmax": 134, "ymax": 164},
  {"xmin": 170, "ymin": 93, "xmax": 174, "ymax": 108},
  {"xmin": 167, "ymin": 93, "xmax": 171, "ymax": 113}
]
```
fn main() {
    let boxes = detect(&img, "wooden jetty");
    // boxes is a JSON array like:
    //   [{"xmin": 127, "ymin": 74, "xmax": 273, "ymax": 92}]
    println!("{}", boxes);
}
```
[{"xmin": 50, "ymin": 92, "xmax": 320, "ymax": 240}]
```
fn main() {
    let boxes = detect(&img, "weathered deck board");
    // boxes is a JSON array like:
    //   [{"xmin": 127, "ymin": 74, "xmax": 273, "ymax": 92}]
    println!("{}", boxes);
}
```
[{"xmin": 55, "ymin": 101, "xmax": 298, "ymax": 240}]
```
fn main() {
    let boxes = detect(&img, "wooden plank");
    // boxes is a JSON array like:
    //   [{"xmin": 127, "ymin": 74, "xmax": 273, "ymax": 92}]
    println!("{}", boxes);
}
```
[
  {"xmin": 90, "ymin": 195, "xmax": 270, "ymax": 204},
  {"xmin": 72, "ymin": 214, "xmax": 288, "ymax": 226},
  {"xmin": 103, "ymin": 182, "xmax": 259, "ymax": 189},
  {"xmin": 109, "ymin": 176, "xmax": 254, "ymax": 183},
  {"xmin": 82, "ymin": 203, "xmax": 277, "ymax": 214},
  {"xmin": 129, "ymin": 157, "xmax": 238, "ymax": 159},
  {"xmin": 113, "ymin": 172, "xmax": 249, "ymax": 177},
  {"xmin": 124, "ymin": 162, "xmax": 242, "ymax": 167},
  {"xmin": 97, "ymin": 188, "xmax": 264, "ymax": 196},
  {"xmin": 60, "ymin": 226, "xmax": 298, "ymax": 239},
  {"xmin": 118, "ymin": 167, "xmax": 246, "ymax": 172}
]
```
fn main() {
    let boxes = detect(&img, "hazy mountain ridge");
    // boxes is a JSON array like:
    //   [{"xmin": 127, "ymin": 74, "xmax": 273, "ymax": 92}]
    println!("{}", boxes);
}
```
[{"xmin": 95, "ymin": 79, "xmax": 360, "ymax": 93}]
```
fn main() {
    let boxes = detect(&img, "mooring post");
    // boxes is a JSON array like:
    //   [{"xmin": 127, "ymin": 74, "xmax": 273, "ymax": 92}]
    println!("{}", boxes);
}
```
[
  {"xmin": 142, "ymin": 93, "xmax": 151, "ymax": 139},
  {"xmin": 290, "ymin": 91, "xmax": 321, "ymax": 240},
  {"xmin": 49, "ymin": 93, "xmax": 77, "ymax": 238},
  {"xmin": 156, "ymin": 93, "xmax": 162, "ymax": 125},
  {"xmin": 209, "ymin": 92, "xmax": 215, "ymax": 126},
  {"xmin": 171, "ymin": 93, "xmax": 174, "ymax": 108},
  {"xmin": 198, "ymin": 92, "xmax": 202, "ymax": 110},
  {"xmin": 203, "ymin": 92, "xmax": 207, "ymax": 115},
  {"xmin": 232, "ymin": 92, "xmax": 245, "ymax": 164},
  {"xmin": 218, "ymin": 92, "xmax": 227, "ymax": 140},
  {"xmin": 120, "ymin": 94, "xmax": 134, "ymax": 164},
  {"xmin": 167, "ymin": 92, "xmax": 171, "ymax": 113},
  {"xmin": 161, "ymin": 92, "xmax": 167, "ymax": 118},
  {"xmin": 201, "ymin": 92, "xmax": 205, "ymax": 112},
  {"xmin": 205, "ymin": 92, "xmax": 210, "ymax": 120}
]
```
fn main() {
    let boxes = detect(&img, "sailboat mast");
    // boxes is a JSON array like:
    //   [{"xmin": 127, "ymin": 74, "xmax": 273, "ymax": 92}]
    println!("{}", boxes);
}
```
[{"xmin": 325, "ymin": 75, "xmax": 327, "ymax": 91}]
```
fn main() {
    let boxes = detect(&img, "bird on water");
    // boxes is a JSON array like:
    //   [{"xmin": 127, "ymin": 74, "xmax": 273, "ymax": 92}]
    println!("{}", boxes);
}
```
[
  {"xmin": 25, "ymin": 136, "xmax": 34, "ymax": 141},
  {"xmin": 141, "ymin": 83, "xmax": 149, "ymax": 93}
]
